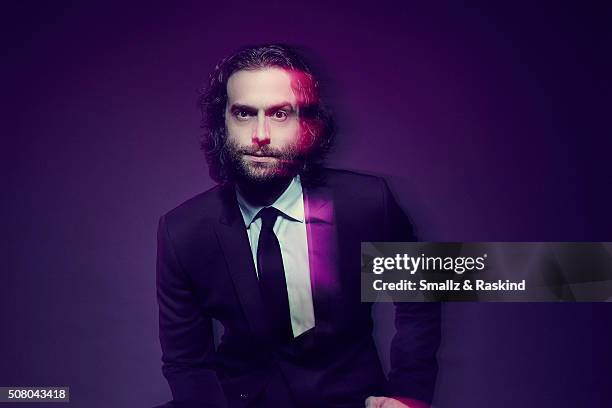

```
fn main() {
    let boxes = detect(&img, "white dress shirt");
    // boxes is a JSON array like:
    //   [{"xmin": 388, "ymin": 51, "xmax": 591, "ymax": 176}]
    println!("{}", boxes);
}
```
[{"xmin": 235, "ymin": 175, "xmax": 315, "ymax": 337}]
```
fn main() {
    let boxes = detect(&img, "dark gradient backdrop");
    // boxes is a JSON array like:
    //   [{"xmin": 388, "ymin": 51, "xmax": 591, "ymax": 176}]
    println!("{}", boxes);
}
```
[{"xmin": 3, "ymin": 2, "xmax": 611, "ymax": 408}]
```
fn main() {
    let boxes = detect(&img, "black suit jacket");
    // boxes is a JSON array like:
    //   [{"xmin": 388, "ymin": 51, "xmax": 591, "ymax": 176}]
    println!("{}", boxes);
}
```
[{"xmin": 156, "ymin": 169, "xmax": 441, "ymax": 407}]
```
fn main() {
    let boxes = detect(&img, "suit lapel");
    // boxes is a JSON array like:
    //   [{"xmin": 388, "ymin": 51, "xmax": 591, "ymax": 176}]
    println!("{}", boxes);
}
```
[
  {"xmin": 303, "ymin": 183, "xmax": 341, "ymax": 339},
  {"xmin": 214, "ymin": 184, "xmax": 270, "ymax": 340}
]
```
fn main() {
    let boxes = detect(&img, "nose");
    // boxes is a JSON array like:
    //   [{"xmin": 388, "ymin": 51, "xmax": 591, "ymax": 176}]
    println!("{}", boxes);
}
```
[{"xmin": 252, "ymin": 110, "xmax": 270, "ymax": 146}]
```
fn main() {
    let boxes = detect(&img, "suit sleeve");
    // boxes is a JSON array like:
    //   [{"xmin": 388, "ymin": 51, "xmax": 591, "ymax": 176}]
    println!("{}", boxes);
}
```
[
  {"xmin": 156, "ymin": 215, "xmax": 228, "ymax": 407},
  {"xmin": 380, "ymin": 179, "xmax": 442, "ymax": 405}
]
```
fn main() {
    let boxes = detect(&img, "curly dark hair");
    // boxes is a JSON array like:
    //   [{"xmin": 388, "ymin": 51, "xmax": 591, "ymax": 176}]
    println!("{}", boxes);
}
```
[{"xmin": 197, "ymin": 44, "xmax": 335, "ymax": 185}]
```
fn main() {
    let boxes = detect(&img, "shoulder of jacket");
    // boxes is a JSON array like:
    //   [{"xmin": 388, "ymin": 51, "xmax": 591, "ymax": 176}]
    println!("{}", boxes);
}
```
[
  {"xmin": 161, "ymin": 184, "xmax": 225, "ymax": 223},
  {"xmin": 321, "ymin": 167, "xmax": 385, "ymax": 187}
]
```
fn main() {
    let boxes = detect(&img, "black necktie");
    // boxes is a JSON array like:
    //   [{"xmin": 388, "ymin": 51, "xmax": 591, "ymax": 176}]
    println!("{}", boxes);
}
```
[{"xmin": 256, "ymin": 207, "xmax": 293, "ymax": 343}]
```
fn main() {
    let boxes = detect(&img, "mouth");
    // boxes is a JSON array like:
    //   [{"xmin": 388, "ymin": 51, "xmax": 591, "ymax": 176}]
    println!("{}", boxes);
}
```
[{"xmin": 243, "ymin": 153, "xmax": 279, "ymax": 162}]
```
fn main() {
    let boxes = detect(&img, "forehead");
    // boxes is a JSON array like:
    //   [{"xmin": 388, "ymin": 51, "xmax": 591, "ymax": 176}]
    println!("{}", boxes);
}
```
[{"xmin": 226, "ymin": 67, "xmax": 297, "ymax": 106}]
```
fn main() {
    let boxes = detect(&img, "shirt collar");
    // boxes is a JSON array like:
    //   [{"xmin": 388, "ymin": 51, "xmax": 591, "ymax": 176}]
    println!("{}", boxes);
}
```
[{"xmin": 235, "ymin": 175, "xmax": 305, "ymax": 227}]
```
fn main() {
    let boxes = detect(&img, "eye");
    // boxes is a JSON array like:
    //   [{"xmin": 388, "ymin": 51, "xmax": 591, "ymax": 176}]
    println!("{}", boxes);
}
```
[
  {"xmin": 234, "ymin": 109, "xmax": 251, "ymax": 121},
  {"xmin": 272, "ymin": 110, "xmax": 288, "ymax": 121}
]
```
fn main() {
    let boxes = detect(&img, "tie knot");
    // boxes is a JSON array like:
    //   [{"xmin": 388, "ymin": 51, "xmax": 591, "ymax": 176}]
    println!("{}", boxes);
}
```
[{"xmin": 257, "ymin": 207, "xmax": 279, "ymax": 231}]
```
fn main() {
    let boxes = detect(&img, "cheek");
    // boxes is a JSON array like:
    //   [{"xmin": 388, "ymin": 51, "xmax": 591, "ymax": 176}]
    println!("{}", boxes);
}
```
[
  {"xmin": 272, "ymin": 121, "xmax": 300, "ymax": 143},
  {"xmin": 226, "ymin": 121, "xmax": 252, "ymax": 143}
]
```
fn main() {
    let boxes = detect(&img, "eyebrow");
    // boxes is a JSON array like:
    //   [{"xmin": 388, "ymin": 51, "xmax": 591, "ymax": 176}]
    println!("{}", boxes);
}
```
[{"xmin": 229, "ymin": 102, "xmax": 296, "ymax": 115}]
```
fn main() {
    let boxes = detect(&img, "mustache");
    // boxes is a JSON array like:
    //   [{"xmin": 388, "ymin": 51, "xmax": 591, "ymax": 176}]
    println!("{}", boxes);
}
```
[{"xmin": 236, "ymin": 146, "xmax": 291, "ymax": 158}]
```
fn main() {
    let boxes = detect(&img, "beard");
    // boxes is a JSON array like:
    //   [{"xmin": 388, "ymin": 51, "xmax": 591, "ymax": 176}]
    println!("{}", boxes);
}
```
[{"xmin": 223, "ymin": 138, "xmax": 307, "ymax": 185}]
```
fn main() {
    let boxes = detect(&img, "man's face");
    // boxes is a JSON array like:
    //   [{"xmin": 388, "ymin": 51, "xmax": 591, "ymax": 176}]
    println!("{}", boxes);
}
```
[{"xmin": 224, "ymin": 67, "xmax": 307, "ymax": 183}]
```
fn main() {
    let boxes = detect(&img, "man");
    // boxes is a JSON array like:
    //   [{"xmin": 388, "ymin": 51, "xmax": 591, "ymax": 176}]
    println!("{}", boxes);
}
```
[{"xmin": 156, "ymin": 44, "xmax": 441, "ymax": 408}]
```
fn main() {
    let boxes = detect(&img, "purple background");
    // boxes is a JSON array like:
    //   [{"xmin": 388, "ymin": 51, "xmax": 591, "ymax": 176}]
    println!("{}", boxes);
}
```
[{"xmin": 3, "ymin": 2, "xmax": 611, "ymax": 407}]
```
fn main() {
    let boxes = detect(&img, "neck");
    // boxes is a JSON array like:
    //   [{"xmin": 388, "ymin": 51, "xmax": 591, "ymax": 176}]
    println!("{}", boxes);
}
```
[{"xmin": 236, "ymin": 177, "xmax": 293, "ymax": 207}]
